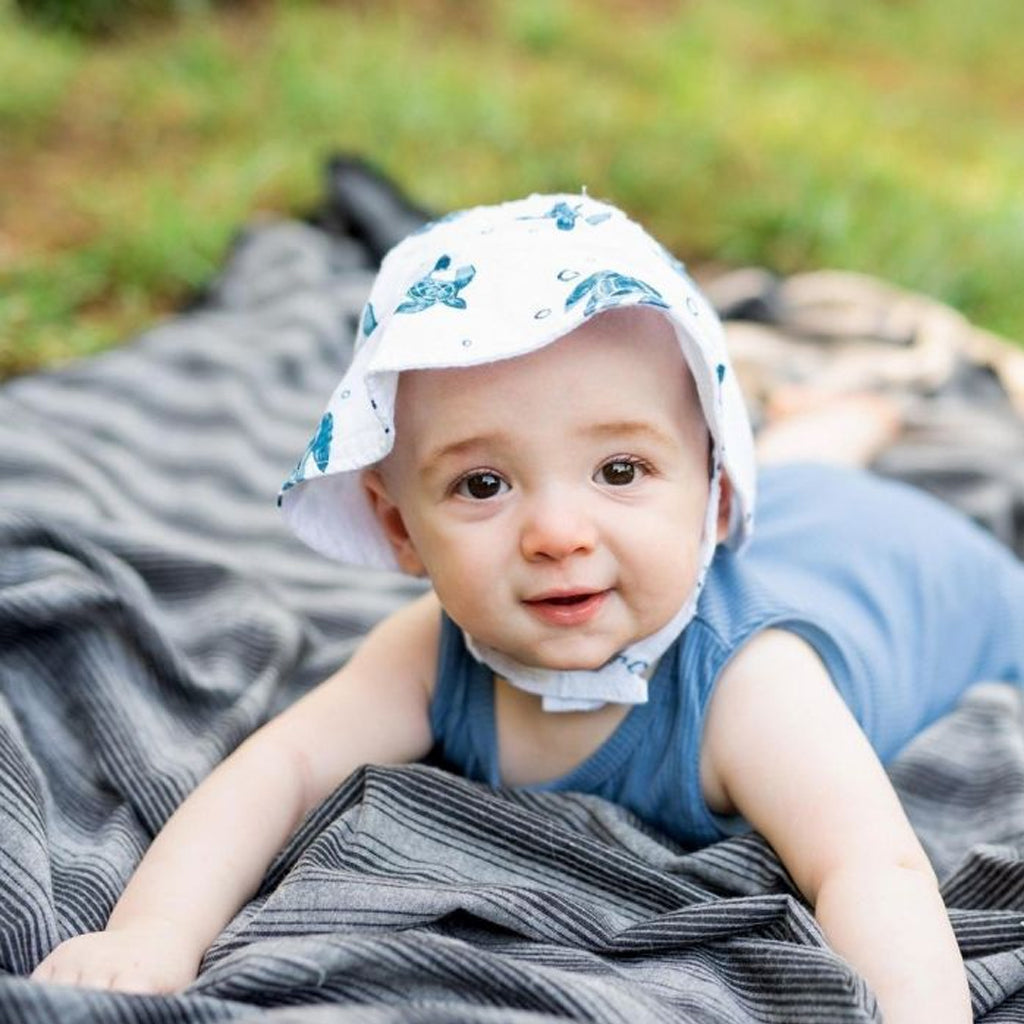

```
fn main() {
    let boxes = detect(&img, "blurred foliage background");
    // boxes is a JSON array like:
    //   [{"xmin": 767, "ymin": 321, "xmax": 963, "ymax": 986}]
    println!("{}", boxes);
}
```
[{"xmin": 2, "ymin": 0, "xmax": 1023, "ymax": 378}]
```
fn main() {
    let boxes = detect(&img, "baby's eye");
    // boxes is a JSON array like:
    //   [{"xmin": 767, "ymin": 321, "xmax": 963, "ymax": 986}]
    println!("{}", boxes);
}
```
[
  {"xmin": 596, "ymin": 458, "xmax": 646, "ymax": 487},
  {"xmin": 454, "ymin": 471, "xmax": 510, "ymax": 500}
]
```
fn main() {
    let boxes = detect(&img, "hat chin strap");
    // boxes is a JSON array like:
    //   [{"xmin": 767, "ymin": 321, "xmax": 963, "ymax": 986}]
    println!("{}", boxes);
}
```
[{"xmin": 463, "ymin": 463, "xmax": 723, "ymax": 712}]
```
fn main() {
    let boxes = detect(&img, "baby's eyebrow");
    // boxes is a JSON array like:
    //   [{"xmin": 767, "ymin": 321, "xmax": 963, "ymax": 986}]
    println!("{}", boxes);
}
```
[
  {"xmin": 586, "ymin": 420, "xmax": 676, "ymax": 448},
  {"xmin": 420, "ymin": 432, "xmax": 507, "ymax": 469}
]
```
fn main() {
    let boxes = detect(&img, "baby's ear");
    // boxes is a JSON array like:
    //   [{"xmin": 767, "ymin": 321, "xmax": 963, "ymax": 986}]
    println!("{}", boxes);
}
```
[
  {"xmin": 361, "ymin": 469, "xmax": 427, "ymax": 576},
  {"xmin": 715, "ymin": 473, "xmax": 734, "ymax": 544}
]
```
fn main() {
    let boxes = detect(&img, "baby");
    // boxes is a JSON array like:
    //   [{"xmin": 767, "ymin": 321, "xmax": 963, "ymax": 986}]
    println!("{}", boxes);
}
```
[{"xmin": 33, "ymin": 195, "xmax": 1024, "ymax": 1023}]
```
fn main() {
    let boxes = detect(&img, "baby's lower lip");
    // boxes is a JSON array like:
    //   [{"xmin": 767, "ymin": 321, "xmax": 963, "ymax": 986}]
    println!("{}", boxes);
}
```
[{"xmin": 523, "ymin": 590, "xmax": 609, "ymax": 626}]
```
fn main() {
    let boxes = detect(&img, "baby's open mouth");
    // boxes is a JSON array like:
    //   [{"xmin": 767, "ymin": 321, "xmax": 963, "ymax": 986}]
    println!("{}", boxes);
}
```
[{"xmin": 523, "ymin": 590, "xmax": 609, "ymax": 625}]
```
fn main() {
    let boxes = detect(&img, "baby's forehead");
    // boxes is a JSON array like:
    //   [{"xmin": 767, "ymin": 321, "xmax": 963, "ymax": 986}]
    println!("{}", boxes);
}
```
[{"xmin": 392, "ymin": 307, "xmax": 706, "ymax": 445}]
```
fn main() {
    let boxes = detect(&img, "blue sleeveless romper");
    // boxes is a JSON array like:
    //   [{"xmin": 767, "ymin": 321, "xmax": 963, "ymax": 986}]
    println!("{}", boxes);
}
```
[{"xmin": 429, "ymin": 463, "xmax": 1024, "ymax": 848}]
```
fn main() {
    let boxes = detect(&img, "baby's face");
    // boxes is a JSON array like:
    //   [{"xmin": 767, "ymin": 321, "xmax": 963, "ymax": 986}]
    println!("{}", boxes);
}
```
[{"xmin": 364, "ymin": 308, "xmax": 728, "ymax": 670}]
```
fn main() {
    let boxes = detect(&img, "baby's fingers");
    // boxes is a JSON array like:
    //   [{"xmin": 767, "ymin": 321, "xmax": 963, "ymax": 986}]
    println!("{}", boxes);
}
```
[
  {"xmin": 35, "ymin": 963, "xmax": 163, "ymax": 993},
  {"xmin": 33, "ymin": 946, "xmax": 111, "ymax": 989},
  {"xmin": 30, "ymin": 944, "xmax": 78, "ymax": 982},
  {"xmin": 32, "ymin": 925, "xmax": 199, "ymax": 992}
]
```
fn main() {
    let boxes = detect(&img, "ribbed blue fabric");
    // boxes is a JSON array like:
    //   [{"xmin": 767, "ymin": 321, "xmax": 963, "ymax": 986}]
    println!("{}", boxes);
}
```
[{"xmin": 430, "ymin": 463, "xmax": 1024, "ymax": 849}]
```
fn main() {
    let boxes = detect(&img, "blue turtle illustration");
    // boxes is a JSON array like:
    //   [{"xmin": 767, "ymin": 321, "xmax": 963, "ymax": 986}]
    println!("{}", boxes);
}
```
[
  {"xmin": 278, "ymin": 412, "xmax": 333, "ymax": 498},
  {"xmin": 361, "ymin": 302, "xmax": 378, "ymax": 337},
  {"xmin": 519, "ymin": 201, "xmax": 613, "ymax": 231},
  {"xmin": 564, "ymin": 270, "xmax": 669, "ymax": 317},
  {"xmin": 309, "ymin": 411, "xmax": 334, "ymax": 472},
  {"xmin": 279, "ymin": 455, "xmax": 306, "ymax": 496},
  {"xmin": 397, "ymin": 255, "xmax": 476, "ymax": 313},
  {"xmin": 543, "ymin": 201, "xmax": 583, "ymax": 231}
]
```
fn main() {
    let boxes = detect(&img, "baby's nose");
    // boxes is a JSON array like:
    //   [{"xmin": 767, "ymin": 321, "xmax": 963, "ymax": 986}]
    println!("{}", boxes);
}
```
[{"xmin": 519, "ymin": 490, "xmax": 598, "ymax": 562}]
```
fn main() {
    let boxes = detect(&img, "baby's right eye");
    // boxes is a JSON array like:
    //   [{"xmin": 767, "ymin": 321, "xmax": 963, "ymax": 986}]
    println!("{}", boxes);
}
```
[{"xmin": 454, "ymin": 471, "xmax": 510, "ymax": 500}]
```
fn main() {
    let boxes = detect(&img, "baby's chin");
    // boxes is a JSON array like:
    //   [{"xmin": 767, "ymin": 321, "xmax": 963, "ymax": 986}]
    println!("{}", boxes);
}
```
[{"xmin": 501, "ymin": 643, "xmax": 623, "ymax": 673}]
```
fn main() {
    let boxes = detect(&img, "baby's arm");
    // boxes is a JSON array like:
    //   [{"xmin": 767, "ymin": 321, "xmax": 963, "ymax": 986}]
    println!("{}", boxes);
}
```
[
  {"xmin": 701, "ymin": 629, "xmax": 971, "ymax": 1024},
  {"xmin": 32, "ymin": 591, "xmax": 441, "ymax": 993}
]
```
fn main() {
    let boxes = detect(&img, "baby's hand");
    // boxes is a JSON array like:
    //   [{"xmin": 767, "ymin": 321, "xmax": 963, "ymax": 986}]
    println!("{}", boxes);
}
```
[{"xmin": 31, "ymin": 920, "xmax": 202, "ymax": 993}]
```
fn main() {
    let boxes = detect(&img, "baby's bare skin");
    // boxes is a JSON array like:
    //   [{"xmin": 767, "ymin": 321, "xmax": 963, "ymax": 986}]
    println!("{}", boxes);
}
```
[{"xmin": 756, "ymin": 389, "xmax": 903, "ymax": 468}]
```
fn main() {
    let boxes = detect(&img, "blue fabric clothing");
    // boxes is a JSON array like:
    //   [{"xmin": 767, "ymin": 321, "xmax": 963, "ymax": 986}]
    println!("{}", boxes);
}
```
[{"xmin": 429, "ymin": 463, "xmax": 1024, "ymax": 849}]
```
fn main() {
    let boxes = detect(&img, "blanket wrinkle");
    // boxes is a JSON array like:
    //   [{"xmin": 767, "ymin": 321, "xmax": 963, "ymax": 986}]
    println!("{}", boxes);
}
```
[{"xmin": 2, "ymin": 161, "xmax": 1024, "ymax": 1022}]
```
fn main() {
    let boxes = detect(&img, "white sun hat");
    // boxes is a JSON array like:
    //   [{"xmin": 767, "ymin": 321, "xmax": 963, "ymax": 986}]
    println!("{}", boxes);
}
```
[{"xmin": 279, "ymin": 192, "xmax": 756, "ymax": 573}]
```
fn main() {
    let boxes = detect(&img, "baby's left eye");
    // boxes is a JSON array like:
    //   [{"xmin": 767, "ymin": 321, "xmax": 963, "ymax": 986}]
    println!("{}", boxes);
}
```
[{"xmin": 596, "ymin": 458, "xmax": 644, "ymax": 486}]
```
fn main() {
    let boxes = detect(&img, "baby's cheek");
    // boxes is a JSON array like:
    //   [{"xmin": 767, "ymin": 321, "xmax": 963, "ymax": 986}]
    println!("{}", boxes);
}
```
[
  {"xmin": 643, "ymin": 547, "xmax": 701, "ymax": 606},
  {"xmin": 427, "ymin": 564, "xmax": 488, "ymax": 623}
]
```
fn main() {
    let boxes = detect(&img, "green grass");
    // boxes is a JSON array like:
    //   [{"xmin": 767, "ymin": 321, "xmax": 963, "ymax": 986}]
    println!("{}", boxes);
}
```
[{"xmin": 3, "ymin": 0, "xmax": 1024, "ymax": 377}]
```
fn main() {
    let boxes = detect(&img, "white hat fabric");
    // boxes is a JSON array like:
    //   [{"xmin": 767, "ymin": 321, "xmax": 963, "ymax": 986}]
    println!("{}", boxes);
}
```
[{"xmin": 279, "ymin": 193, "xmax": 756, "ymax": 571}]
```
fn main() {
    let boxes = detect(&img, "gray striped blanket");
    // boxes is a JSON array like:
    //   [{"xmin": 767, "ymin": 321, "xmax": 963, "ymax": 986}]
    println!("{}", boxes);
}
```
[{"xmin": 3, "ymin": 167, "xmax": 1024, "ymax": 1022}]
